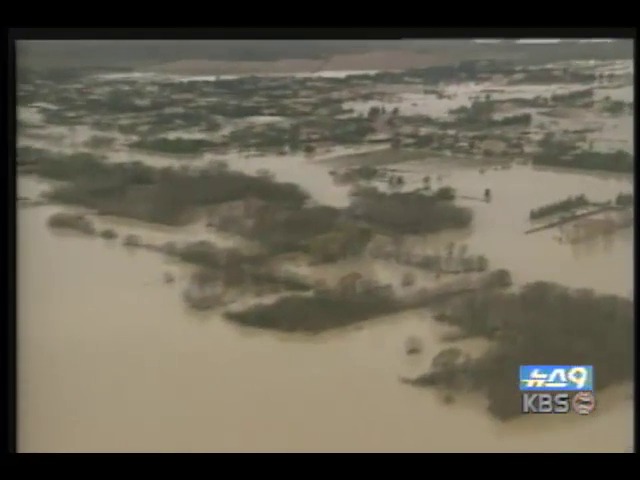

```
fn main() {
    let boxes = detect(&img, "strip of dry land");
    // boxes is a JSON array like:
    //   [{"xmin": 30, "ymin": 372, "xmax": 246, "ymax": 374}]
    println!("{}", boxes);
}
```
[{"xmin": 142, "ymin": 49, "xmax": 511, "ymax": 76}]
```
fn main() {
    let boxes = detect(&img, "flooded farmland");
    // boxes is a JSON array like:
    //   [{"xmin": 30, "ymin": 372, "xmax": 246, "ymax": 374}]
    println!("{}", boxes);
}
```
[{"xmin": 16, "ymin": 40, "xmax": 634, "ymax": 452}]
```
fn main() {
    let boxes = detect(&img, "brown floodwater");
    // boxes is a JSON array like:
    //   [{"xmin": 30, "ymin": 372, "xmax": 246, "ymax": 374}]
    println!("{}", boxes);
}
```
[
  {"xmin": 16, "ymin": 64, "xmax": 634, "ymax": 451},
  {"xmin": 18, "ymin": 199, "xmax": 633, "ymax": 452},
  {"xmin": 394, "ymin": 163, "xmax": 634, "ymax": 296}
]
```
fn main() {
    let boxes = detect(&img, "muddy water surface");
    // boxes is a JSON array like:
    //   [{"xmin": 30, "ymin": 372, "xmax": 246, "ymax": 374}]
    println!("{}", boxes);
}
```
[
  {"xmin": 393, "ymin": 163, "xmax": 634, "ymax": 296},
  {"xmin": 17, "ymin": 63, "xmax": 634, "ymax": 452},
  {"xmin": 19, "ymin": 202, "xmax": 633, "ymax": 452}
]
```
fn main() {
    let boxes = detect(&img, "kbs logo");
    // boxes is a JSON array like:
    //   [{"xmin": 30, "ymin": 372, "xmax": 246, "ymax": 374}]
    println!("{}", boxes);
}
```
[
  {"xmin": 519, "ymin": 365, "xmax": 596, "ymax": 415},
  {"xmin": 522, "ymin": 393, "xmax": 570, "ymax": 414},
  {"xmin": 521, "ymin": 392, "xmax": 596, "ymax": 415},
  {"xmin": 519, "ymin": 365, "xmax": 593, "ymax": 391}
]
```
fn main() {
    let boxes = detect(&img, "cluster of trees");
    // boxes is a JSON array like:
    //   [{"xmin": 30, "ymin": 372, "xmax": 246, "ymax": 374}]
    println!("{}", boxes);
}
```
[
  {"xmin": 305, "ymin": 225, "xmax": 374, "ymax": 264},
  {"xmin": 615, "ymin": 192, "xmax": 633, "ymax": 207},
  {"xmin": 100, "ymin": 228, "xmax": 118, "ymax": 240},
  {"xmin": 398, "ymin": 252, "xmax": 489, "ymax": 274},
  {"xmin": 20, "ymin": 150, "xmax": 114, "ymax": 181},
  {"xmin": 508, "ymin": 68, "xmax": 595, "ymax": 85},
  {"xmin": 327, "ymin": 117, "xmax": 376, "ymax": 144},
  {"xmin": 434, "ymin": 186, "xmax": 456, "ymax": 201},
  {"xmin": 17, "ymin": 146, "xmax": 49, "ymax": 168},
  {"xmin": 550, "ymin": 88, "xmax": 594, "ymax": 105},
  {"xmin": 332, "ymin": 166, "xmax": 380, "ymax": 184},
  {"xmin": 226, "ymin": 267, "xmax": 515, "ymax": 333},
  {"xmin": 367, "ymin": 105, "xmax": 400, "ymax": 120},
  {"xmin": 450, "ymin": 101, "xmax": 532, "ymax": 129},
  {"xmin": 533, "ymin": 133, "xmax": 633, "ymax": 173},
  {"xmin": 208, "ymin": 101, "xmax": 283, "ymax": 118},
  {"xmin": 176, "ymin": 242, "xmax": 310, "ymax": 296},
  {"xmin": 146, "ymin": 110, "xmax": 221, "ymax": 134},
  {"xmin": 601, "ymin": 100, "xmax": 632, "ymax": 115},
  {"xmin": 491, "ymin": 113, "xmax": 532, "ymax": 127},
  {"xmin": 349, "ymin": 189, "xmax": 472, "ymax": 234},
  {"xmin": 529, "ymin": 194, "xmax": 589, "ymax": 220},
  {"xmin": 228, "ymin": 124, "xmax": 291, "ymax": 151},
  {"xmin": 26, "ymin": 73, "xmax": 300, "ymax": 136},
  {"xmin": 534, "ymin": 149, "xmax": 633, "ymax": 173},
  {"xmin": 47, "ymin": 212, "xmax": 96, "ymax": 235},
  {"xmin": 177, "ymin": 241, "xmax": 233, "ymax": 269},
  {"xmin": 229, "ymin": 116, "xmax": 373, "ymax": 152},
  {"xmin": 414, "ymin": 282, "xmax": 633, "ymax": 421},
  {"xmin": 129, "ymin": 137, "xmax": 218, "ymax": 155},
  {"xmin": 251, "ymin": 205, "xmax": 342, "ymax": 253},
  {"xmin": 449, "ymin": 100, "xmax": 495, "ymax": 124},
  {"xmin": 96, "ymin": 90, "xmax": 169, "ymax": 114},
  {"xmin": 405, "ymin": 64, "xmax": 473, "ymax": 85},
  {"xmin": 498, "ymin": 96, "xmax": 549, "ymax": 108},
  {"xmin": 176, "ymin": 241, "xmax": 259, "ymax": 275},
  {"xmin": 29, "ymin": 152, "xmax": 308, "ymax": 226},
  {"xmin": 536, "ymin": 132, "xmax": 576, "ymax": 157},
  {"xmin": 367, "ymin": 105, "xmax": 384, "ymax": 120},
  {"xmin": 117, "ymin": 123, "xmax": 146, "ymax": 136},
  {"xmin": 39, "ymin": 108, "xmax": 82, "ymax": 126},
  {"xmin": 84, "ymin": 135, "xmax": 117, "ymax": 149},
  {"xmin": 408, "ymin": 134, "xmax": 436, "ymax": 148},
  {"xmin": 225, "ymin": 291, "xmax": 399, "ymax": 333}
]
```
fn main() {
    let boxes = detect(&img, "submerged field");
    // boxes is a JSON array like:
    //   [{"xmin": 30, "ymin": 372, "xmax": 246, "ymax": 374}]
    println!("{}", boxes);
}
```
[{"xmin": 17, "ymin": 53, "xmax": 634, "ymax": 452}]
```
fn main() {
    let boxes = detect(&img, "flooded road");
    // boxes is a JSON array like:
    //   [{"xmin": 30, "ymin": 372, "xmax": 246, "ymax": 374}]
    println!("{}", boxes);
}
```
[{"xmin": 18, "ymin": 205, "xmax": 633, "ymax": 452}]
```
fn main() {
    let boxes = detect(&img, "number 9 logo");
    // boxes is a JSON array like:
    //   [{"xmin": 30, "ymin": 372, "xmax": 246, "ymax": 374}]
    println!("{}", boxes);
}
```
[{"xmin": 567, "ymin": 367, "xmax": 588, "ymax": 389}]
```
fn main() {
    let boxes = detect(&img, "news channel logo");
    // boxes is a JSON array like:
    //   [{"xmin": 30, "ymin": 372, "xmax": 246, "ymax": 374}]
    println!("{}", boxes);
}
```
[
  {"xmin": 519, "ymin": 365, "xmax": 596, "ymax": 415},
  {"xmin": 519, "ymin": 365, "xmax": 593, "ymax": 392}
]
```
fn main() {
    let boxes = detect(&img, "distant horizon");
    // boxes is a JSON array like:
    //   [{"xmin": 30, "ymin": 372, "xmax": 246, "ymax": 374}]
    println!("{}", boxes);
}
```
[
  {"xmin": 473, "ymin": 39, "xmax": 617, "ymax": 44},
  {"xmin": 18, "ymin": 38, "xmax": 631, "ymax": 71}
]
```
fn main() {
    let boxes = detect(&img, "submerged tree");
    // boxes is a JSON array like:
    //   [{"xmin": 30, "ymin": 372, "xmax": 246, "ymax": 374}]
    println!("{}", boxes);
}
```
[{"xmin": 407, "ymin": 282, "xmax": 633, "ymax": 421}]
